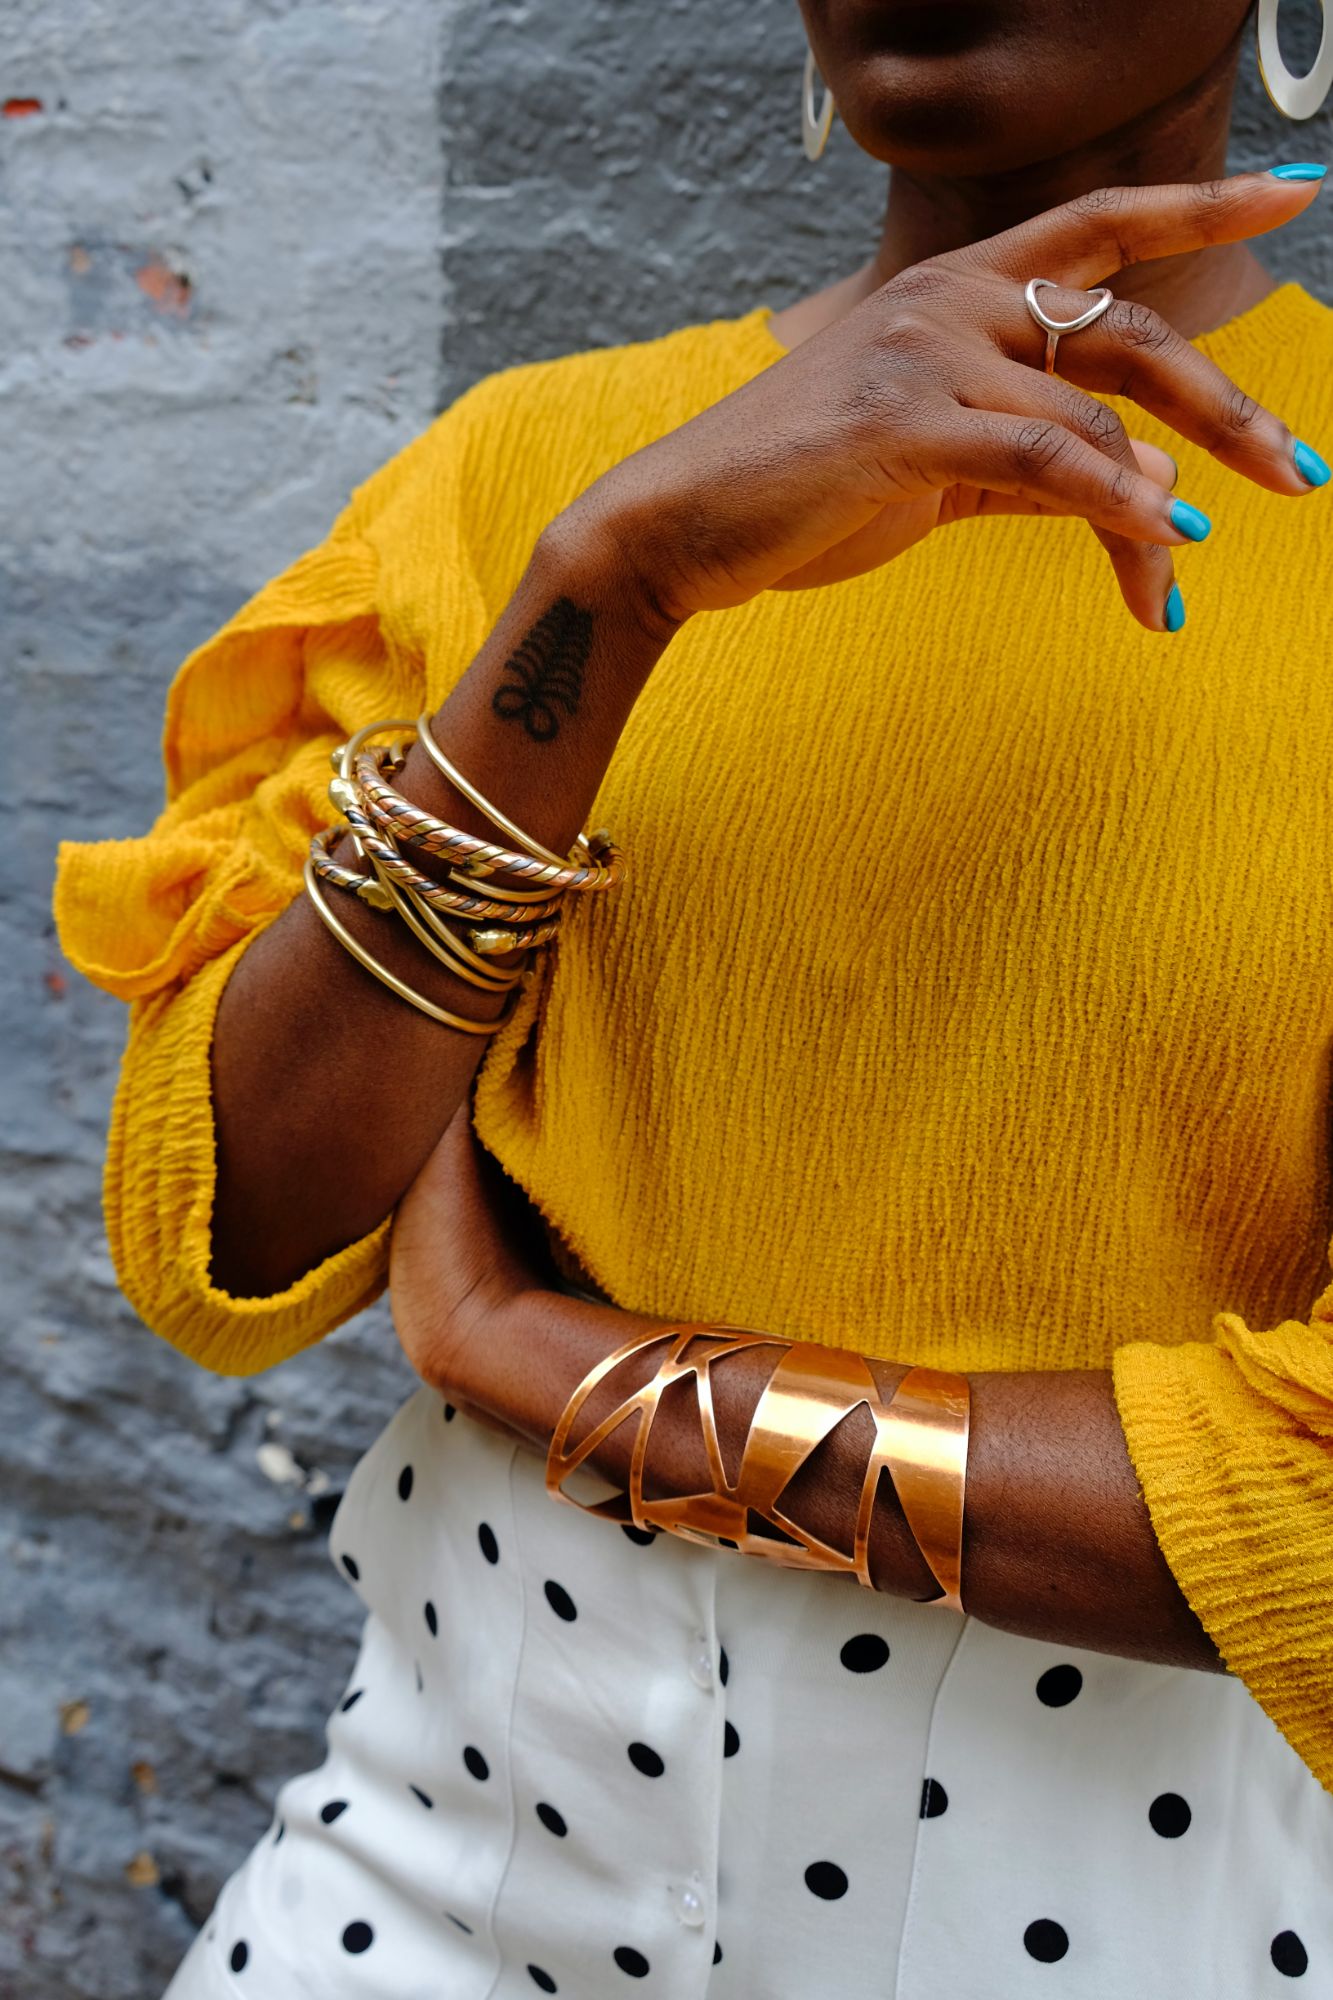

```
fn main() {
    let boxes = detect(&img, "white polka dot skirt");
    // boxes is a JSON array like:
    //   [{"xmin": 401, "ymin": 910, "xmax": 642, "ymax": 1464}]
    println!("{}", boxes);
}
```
[{"xmin": 163, "ymin": 1386, "xmax": 1333, "ymax": 1998}]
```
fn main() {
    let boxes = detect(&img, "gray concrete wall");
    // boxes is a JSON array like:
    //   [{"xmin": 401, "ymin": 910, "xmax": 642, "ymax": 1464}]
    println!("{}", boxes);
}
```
[{"xmin": 3, "ymin": 0, "xmax": 1329, "ymax": 1991}]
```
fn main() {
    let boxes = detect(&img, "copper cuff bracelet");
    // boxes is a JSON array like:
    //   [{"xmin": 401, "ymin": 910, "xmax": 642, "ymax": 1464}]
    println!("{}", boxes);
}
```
[{"xmin": 545, "ymin": 1325, "xmax": 970, "ymax": 1610}]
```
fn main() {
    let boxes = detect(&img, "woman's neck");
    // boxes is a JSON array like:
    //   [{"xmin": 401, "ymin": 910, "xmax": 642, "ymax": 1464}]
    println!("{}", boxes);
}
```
[{"xmin": 771, "ymin": 31, "xmax": 1277, "ymax": 353}]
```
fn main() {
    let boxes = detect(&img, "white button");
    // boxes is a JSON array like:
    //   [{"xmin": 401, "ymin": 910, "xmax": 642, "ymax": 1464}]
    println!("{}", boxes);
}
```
[
  {"xmin": 687, "ymin": 1635, "xmax": 714, "ymax": 1691},
  {"xmin": 672, "ymin": 1876, "xmax": 707, "ymax": 1929}
]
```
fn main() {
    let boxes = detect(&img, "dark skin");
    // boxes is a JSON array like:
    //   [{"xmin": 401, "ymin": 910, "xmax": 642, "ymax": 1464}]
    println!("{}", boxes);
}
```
[{"xmin": 205, "ymin": 0, "xmax": 1327, "ymax": 1664}]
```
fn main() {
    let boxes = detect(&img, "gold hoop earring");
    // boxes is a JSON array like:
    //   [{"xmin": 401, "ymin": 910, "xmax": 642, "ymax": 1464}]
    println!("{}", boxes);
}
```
[
  {"xmin": 1257, "ymin": 0, "xmax": 1333, "ymax": 119},
  {"xmin": 801, "ymin": 44, "xmax": 835, "ymax": 161}
]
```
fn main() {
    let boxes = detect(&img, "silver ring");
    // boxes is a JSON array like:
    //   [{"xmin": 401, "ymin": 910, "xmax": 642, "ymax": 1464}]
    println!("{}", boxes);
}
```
[{"xmin": 1023, "ymin": 276, "xmax": 1115, "ymax": 375}]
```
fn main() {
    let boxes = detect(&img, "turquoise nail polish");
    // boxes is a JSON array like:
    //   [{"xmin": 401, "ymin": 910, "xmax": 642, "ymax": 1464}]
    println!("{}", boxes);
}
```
[
  {"xmin": 1164, "ymin": 583, "xmax": 1186, "ymax": 633},
  {"xmin": 1294, "ymin": 438, "xmax": 1331, "ymax": 486},
  {"xmin": 1268, "ymin": 162, "xmax": 1327, "ymax": 181},
  {"xmin": 1169, "ymin": 497, "xmax": 1212, "ymax": 541}
]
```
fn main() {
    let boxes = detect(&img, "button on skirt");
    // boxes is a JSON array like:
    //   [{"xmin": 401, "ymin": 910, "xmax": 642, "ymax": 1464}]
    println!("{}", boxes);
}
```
[{"xmin": 164, "ymin": 1385, "xmax": 1333, "ymax": 1999}]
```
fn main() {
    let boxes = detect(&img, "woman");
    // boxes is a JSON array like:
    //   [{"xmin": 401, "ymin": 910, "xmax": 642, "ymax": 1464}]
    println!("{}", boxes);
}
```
[{"xmin": 53, "ymin": 0, "xmax": 1333, "ymax": 1992}]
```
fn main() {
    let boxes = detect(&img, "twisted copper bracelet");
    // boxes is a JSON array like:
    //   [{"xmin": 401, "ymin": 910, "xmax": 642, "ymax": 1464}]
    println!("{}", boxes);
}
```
[
  {"xmin": 309, "ymin": 824, "xmax": 559, "ymax": 957},
  {"xmin": 546, "ymin": 1326, "xmax": 970, "ymax": 1609},
  {"xmin": 351, "ymin": 746, "xmax": 624, "ymax": 894},
  {"xmin": 338, "ymin": 798, "xmax": 568, "ymax": 926},
  {"xmin": 308, "ymin": 828, "xmax": 524, "ymax": 991}
]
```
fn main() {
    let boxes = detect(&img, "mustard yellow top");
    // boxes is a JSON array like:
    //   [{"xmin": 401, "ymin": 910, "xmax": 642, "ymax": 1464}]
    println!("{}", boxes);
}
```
[{"xmin": 54, "ymin": 280, "xmax": 1333, "ymax": 1790}]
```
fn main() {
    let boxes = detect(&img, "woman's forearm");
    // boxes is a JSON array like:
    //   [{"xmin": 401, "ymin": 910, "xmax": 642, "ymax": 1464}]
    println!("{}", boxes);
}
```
[
  {"xmin": 453, "ymin": 1285, "xmax": 1220, "ymax": 1674},
  {"xmin": 209, "ymin": 513, "xmax": 672, "ymax": 1298}
]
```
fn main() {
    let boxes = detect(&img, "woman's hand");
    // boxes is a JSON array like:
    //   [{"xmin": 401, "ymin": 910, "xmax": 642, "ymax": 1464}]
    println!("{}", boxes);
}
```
[{"xmin": 562, "ymin": 171, "xmax": 1323, "ymax": 634}]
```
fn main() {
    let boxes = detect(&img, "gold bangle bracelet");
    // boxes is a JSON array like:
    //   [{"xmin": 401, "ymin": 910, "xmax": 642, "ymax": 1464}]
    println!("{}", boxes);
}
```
[
  {"xmin": 398, "ymin": 883, "xmax": 533, "ymax": 986},
  {"xmin": 303, "ymin": 859, "xmax": 508, "ymax": 1035},
  {"xmin": 415, "ymin": 710, "xmax": 590, "ymax": 871},
  {"xmin": 372, "ymin": 863, "xmax": 524, "ymax": 992}
]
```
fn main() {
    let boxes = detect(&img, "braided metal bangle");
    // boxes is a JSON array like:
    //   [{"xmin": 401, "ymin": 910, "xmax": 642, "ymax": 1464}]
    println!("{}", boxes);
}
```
[
  {"xmin": 309, "ymin": 825, "xmax": 559, "ymax": 957},
  {"xmin": 336, "ymin": 762, "xmax": 564, "ymax": 911},
  {"xmin": 308, "ymin": 830, "xmax": 522, "ymax": 990},
  {"xmin": 340, "ymin": 797, "xmax": 567, "ymax": 925},
  {"xmin": 351, "ymin": 746, "xmax": 624, "ymax": 894},
  {"xmin": 309, "ymin": 824, "xmax": 395, "ymax": 910}
]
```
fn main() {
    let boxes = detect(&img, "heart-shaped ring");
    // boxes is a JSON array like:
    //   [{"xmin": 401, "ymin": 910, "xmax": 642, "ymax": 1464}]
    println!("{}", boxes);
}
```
[{"xmin": 1023, "ymin": 276, "xmax": 1115, "ymax": 375}]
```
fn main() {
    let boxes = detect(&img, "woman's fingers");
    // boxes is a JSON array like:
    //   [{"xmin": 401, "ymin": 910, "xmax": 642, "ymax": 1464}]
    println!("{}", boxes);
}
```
[
  {"xmin": 947, "ymin": 431, "xmax": 1181, "ymax": 631},
  {"xmin": 957, "ymin": 361, "xmax": 1181, "ymax": 628},
  {"xmin": 924, "ymin": 406, "xmax": 1202, "ymax": 549},
  {"xmin": 967, "ymin": 170, "xmax": 1323, "ymax": 291},
  {"xmin": 984, "ymin": 276, "xmax": 1323, "ymax": 497}
]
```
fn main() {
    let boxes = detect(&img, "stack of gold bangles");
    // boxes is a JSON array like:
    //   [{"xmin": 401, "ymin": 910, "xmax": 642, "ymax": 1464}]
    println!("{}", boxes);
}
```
[
  {"xmin": 546, "ymin": 1325, "xmax": 971, "ymax": 1610},
  {"xmin": 304, "ymin": 714, "xmax": 624, "ymax": 1033}
]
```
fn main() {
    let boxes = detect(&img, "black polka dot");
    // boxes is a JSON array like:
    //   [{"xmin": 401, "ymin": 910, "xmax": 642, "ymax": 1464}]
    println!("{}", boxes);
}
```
[
  {"xmin": 464, "ymin": 1745, "xmax": 489, "ymax": 1781},
  {"xmin": 319, "ymin": 1799, "xmax": 348, "ymax": 1824},
  {"xmin": 804, "ymin": 1861, "xmax": 849, "ymax": 1900},
  {"xmin": 1148, "ymin": 1792, "xmax": 1191, "ymax": 1838},
  {"xmin": 273, "ymin": 1820, "xmax": 285, "ymax": 1845},
  {"xmin": 1035, "ymin": 1664, "xmax": 1083, "ymax": 1707},
  {"xmin": 340, "ymin": 1553, "xmax": 360, "ymax": 1581},
  {"xmin": 920, "ymin": 1778, "xmax": 948, "ymax": 1819},
  {"xmin": 613, "ymin": 1946, "xmax": 650, "ymax": 1978},
  {"xmin": 1272, "ymin": 1932, "xmax": 1309, "ymax": 1978},
  {"xmin": 478, "ymin": 1522, "xmax": 499, "ymax": 1564},
  {"xmin": 409, "ymin": 1784, "xmax": 433, "ymax": 1808},
  {"xmin": 444, "ymin": 1403, "xmax": 456, "ymax": 1421},
  {"xmin": 341, "ymin": 1921, "xmax": 374, "ymax": 1955},
  {"xmin": 340, "ymin": 1689, "xmax": 363, "ymax": 1713},
  {"xmin": 627, "ymin": 1741, "xmax": 664, "ymax": 1778},
  {"xmin": 621, "ymin": 1525, "xmax": 656, "ymax": 1546},
  {"xmin": 397, "ymin": 1463, "xmax": 414, "ymax": 1501},
  {"xmin": 536, "ymin": 1802, "xmax": 567, "ymax": 1837},
  {"xmin": 414, "ymin": 1660, "xmax": 423, "ymax": 1693},
  {"xmin": 1024, "ymin": 1920, "xmax": 1069, "ymax": 1963},
  {"xmin": 544, "ymin": 1580, "xmax": 577, "ymax": 1622},
  {"xmin": 723, "ymin": 1721, "xmax": 740, "ymax": 1757},
  {"xmin": 527, "ymin": 1967, "xmax": 557, "ymax": 1993},
  {"xmin": 719, "ymin": 1646, "xmax": 730, "ymax": 1687},
  {"xmin": 446, "ymin": 1913, "xmax": 473, "ymax": 1934},
  {"xmin": 229, "ymin": 1941, "xmax": 249, "ymax": 1973},
  {"xmin": 424, "ymin": 1600, "xmax": 438, "ymax": 1637},
  {"xmin": 839, "ymin": 1632, "xmax": 890, "ymax": 1674},
  {"xmin": 713, "ymin": 1940, "xmax": 723, "ymax": 1965}
]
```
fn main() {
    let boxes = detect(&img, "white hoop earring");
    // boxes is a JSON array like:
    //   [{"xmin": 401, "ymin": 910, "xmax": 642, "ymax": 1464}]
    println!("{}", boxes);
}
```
[
  {"xmin": 801, "ymin": 45, "xmax": 835, "ymax": 161},
  {"xmin": 1257, "ymin": 0, "xmax": 1333, "ymax": 120}
]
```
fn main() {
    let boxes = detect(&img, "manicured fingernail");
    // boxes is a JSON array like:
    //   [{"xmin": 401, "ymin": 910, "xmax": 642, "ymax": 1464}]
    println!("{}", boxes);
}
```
[
  {"xmin": 1293, "ymin": 438, "xmax": 1331, "ymax": 486},
  {"xmin": 1165, "ymin": 453, "xmax": 1180, "ymax": 492},
  {"xmin": 1169, "ymin": 497, "xmax": 1212, "ymax": 541},
  {"xmin": 1163, "ymin": 582, "xmax": 1186, "ymax": 633},
  {"xmin": 1268, "ymin": 162, "xmax": 1327, "ymax": 181}
]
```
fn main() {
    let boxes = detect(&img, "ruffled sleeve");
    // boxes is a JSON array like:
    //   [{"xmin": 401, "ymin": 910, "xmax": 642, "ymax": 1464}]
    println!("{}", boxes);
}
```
[
  {"xmin": 52, "ymin": 398, "xmax": 492, "ymax": 1374},
  {"xmin": 1113, "ymin": 1266, "xmax": 1333, "ymax": 1793}
]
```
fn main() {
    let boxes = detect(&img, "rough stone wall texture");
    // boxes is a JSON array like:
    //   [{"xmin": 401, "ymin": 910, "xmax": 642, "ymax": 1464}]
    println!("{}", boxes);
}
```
[{"xmin": 3, "ymin": 0, "xmax": 1330, "ymax": 1990}]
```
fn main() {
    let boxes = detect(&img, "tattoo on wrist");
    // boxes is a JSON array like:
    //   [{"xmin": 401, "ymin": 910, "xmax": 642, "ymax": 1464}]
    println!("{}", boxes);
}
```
[{"xmin": 492, "ymin": 596, "xmax": 593, "ymax": 743}]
